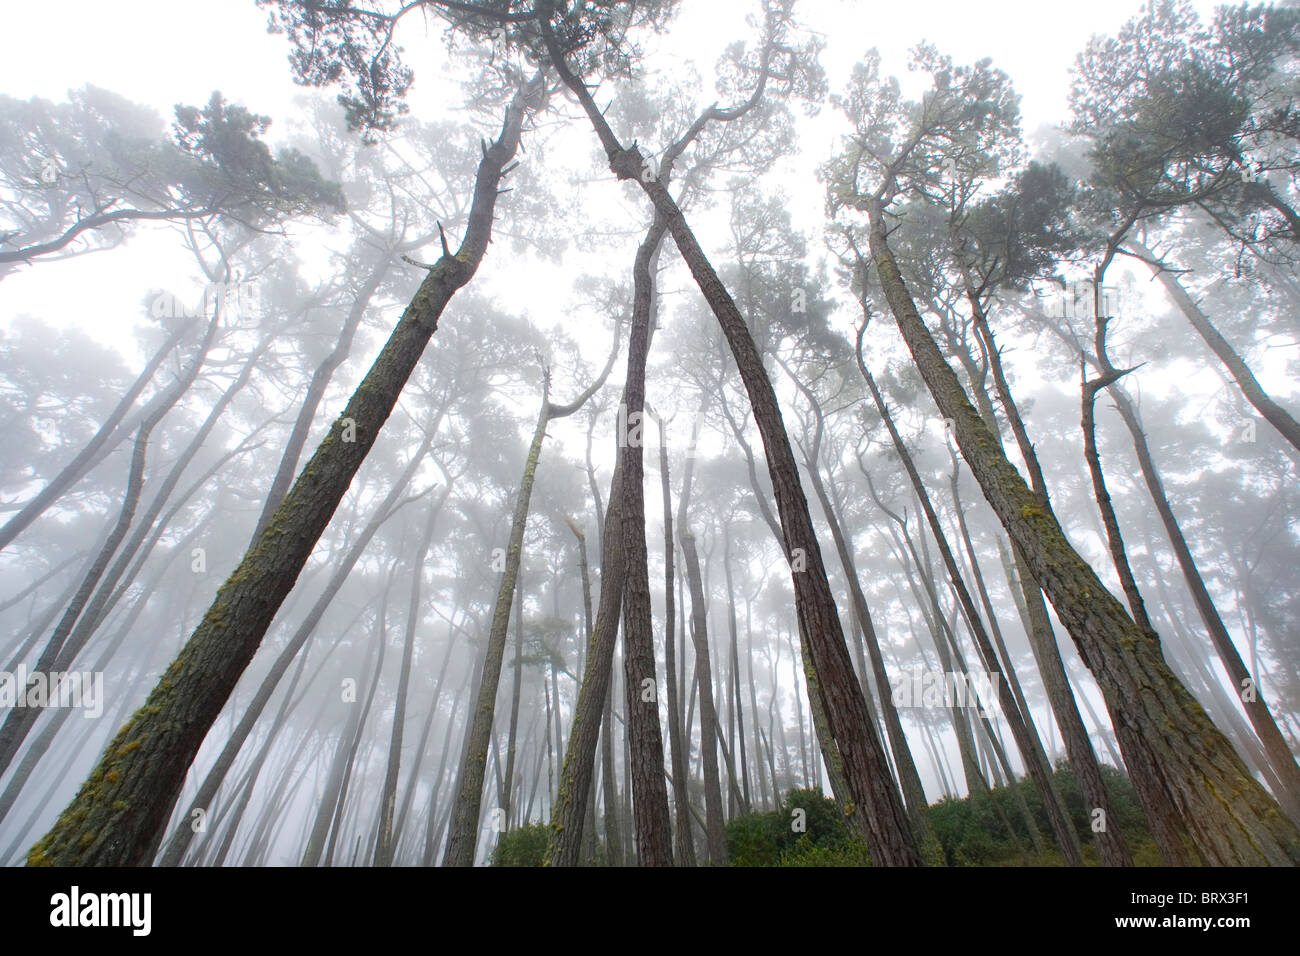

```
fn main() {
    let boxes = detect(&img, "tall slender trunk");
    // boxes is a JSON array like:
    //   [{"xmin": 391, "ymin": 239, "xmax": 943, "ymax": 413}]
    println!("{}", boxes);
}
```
[
  {"xmin": 952, "ymin": 315, "xmax": 1134, "ymax": 866},
  {"xmin": 617, "ymin": 213, "xmax": 674, "ymax": 865},
  {"xmin": 544, "ymin": 464, "xmax": 625, "ymax": 867},
  {"xmin": 654, "ymin": 415, "xmax": 696, "ymax": 865},
  {"xmin": 444, "ymin": 390, "xmax": 551, "ymax": 866},
  {"xmin": 783, "ymin": 360, "xmax": 939, "ymax": 857},
  {"xmin": 1125, "ymin": 239, "xmax": 1300, "ymax": 455},
  {"xmin": 375, "ymin": 490, "xmax": 442, "ymax": 865},
  {"xmin": 542, "ymin": 18, "xmax": 920, "ymax": 864},
  {"xmin": 502, "ymin": 575, "xmax": 525, "ymax": 828},
  {"xmin": 854, "ymin": 327, "xmax": 1082, "ymax": 865},
  {"xmin": 27, "ymin": 81, "xmax": 538, "ymax": 867},
  {"xmin": 679, "ymin": 528, "xmax": 726, "ymax": 863},
  {"xmin": 0, "ymin": 321, "xmax": 191, "ymax": 552},
  {"xmin": 723, "ymin": 532, "xmax": 751, "ymax": 811},
  {"xmin": 302, "ymin": 591, "xmax": 389, "ymax": 867},
  {"xmin": 864, "ymin": 203, "xmax": 1300, "ymax": 863},
  {"xmin": 876, "ymin": 499, "xmax": 1031, "ymax": 854},
  {"xmin": 1081, "ymin": 360, "xmax": 1160, "ymax": 640},
  {"xmin": 1107, "ymin": 382, "xmax": 1300, "ymax": 824}
]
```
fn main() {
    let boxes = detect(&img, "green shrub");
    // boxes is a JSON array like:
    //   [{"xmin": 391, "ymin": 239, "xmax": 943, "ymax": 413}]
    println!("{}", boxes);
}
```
[
  {"xmin": 489, "ymin": 822, "xmax": 550, "ymax": 867},
  {"xmin": 779, "ymin": 836, "xmax": 872, "ymax": 867},
  {"xmin": 724, "ymin": 808, "xmax": 786, "ymax": 866},
  {"xmin": 725, "ymin": 786, "xmax": 859, "ymax": 865},
  {"xmin": 722, "ymin": 762, "xmax": 1157, "ymax": 867}
]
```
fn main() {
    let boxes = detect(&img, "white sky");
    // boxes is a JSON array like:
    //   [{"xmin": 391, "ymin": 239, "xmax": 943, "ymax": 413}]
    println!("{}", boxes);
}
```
[{"xmin": 0, "ymin": 0, "xmax": 1225, "ymax": 353}]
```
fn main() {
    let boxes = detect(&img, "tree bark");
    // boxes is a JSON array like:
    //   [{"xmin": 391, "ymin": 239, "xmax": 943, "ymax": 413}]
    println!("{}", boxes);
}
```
[
  {"xmin": 541, "ymin": 17, "xmax": 921, "ymax": 865},
  {"xmin": 27, "ymin": 80, "xmax": 539, "ymax": 867},
  {"xmin": 864, "ymin": 199, "xmax": 1300, "ymax": 864},
  {"xmin": 617, "ymin": 212, "xmax": 674, "ymax": 865}
]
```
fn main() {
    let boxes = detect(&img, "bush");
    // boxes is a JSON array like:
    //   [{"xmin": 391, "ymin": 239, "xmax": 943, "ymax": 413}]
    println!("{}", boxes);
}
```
[
  {"xmin": 489, "ymin": 822, "xmax": 550, "ymax": 866},
  {"xmin": 725, "ymin": 786, "xmax": 866, "ymax": 865},
  {"xmin": 779, "ymin": 836, "xmax": 872, "ymax": 867},
  {"xmin": 724, "ymin": 808, "xmax": 786, "ymax": 866}
]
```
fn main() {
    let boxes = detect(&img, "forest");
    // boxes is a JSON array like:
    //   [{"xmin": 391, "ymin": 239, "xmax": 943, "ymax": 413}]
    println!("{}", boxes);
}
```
[{"xmin": 0, "ymin": 0, "xmax": 1297, "ymax": 872}]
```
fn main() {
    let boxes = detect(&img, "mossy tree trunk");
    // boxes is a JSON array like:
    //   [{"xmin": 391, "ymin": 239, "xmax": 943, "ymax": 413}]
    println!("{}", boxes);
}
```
[
  {"xmin": 27, "ymin": 80, "xmax": 538, "ymax": 867},
  {"xmin": 864, "ymin": 196, "xmax": 1300, "ymax": 865},
  {"xmin": 955, "ymin": 297, "xmax": 1134, "ymax": 866}
]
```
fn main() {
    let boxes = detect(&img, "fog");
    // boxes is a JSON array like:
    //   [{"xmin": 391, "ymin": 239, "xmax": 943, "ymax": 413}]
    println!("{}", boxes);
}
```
[{"xmin": 0, "ymin": 0, "xmax": 1296, "ymax": 872}]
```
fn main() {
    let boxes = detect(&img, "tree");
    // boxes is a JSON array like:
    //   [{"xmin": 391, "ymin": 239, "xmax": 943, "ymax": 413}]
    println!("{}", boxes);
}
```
[{"xmin": 828, "ymin": 44, "xmax": 1300, "ymax": 865}]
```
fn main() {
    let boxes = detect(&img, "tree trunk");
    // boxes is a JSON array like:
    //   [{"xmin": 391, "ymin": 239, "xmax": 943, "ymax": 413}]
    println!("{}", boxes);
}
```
[
  {"xmin": 654, "ymin": 416, "xmax": 696, "ymax": 865},
  {"xmin": 302, "ymin": 589, "xmax": 389, "ymax": 867},
  {"xmin": 617, "ymin": 212, "xmax": 675, "ymax": 865},
  {"xmin": 501, "ymin": 574, "xmax": 525, "ymax": 828},
  {"xmin": 27, "ymin": 81, "xmax": 538, "ymax": 867},
  {"xmin": 1125, "ymin": 239, "xmax": 1300, "ymax": 454},
  {"xmin": 854, "ymin": 326, "xmax": 1082, "ymax": 865},
  {"xmin": 864, "ymin": 202, "xmax": 1300, "ymax": 864},
  {"xmin": 1108, "ymin": 382, "xmax": 1300, "ymax": 824},
  {"xmin": 954, "ymin": 317, "xmax": 1135, "ymax": 866},
  {"xmin": 444, "ymin": 389, "xmax": 551, "ymax": 866},
  {"xmin": 544, "ymin": 447, "xmax": 625, "ymax": 867},
  {"xmin": 374, "ymin": 489, "xmax": 442, "ymax": 865},
  {"xmin": 154, "ymin": 431, "xmax": 434, "ymax": 865},
  {"xmin": 0, "ymin": 313, "xmax": 221, "ymax": 776},
  {"xmin": 0, "ymin": 320, "xmax": 191, "ymax": 552},
  {"xmin": 541, "ymin": 23, "xmax": 921, "ymax": 865}
]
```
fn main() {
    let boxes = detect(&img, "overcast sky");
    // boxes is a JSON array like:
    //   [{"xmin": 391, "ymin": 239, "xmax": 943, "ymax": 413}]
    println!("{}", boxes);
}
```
[{"xmin": 0, "ymin": 0, "xmax": 1225, "ymax": 353}]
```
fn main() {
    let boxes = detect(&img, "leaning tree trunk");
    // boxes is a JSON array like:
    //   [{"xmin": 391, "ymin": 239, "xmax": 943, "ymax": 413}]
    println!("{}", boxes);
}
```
[
  {"xmin": 874, "ymin": 495, "xmax": 1033, "ymax": 855},
  {"xmin": 616, "ymin": 211, "xmax": 674, "ymax": 865},
  {"xmin": 1081, "ymin": 361, "xmax": 1161, "ymax": 640},
  {"xmin": 714, "ymin": 330, "xmax": 859, "ymax": 822},
  {"xmin": 1106, "ymin": 380, "xmax": 1300, "ymax": 825},
  {"xmin": 26, "ymin": 80, "xmax": 539, "ymax": 867},
  {"xmin": 956, "ymin": 303, "xmax": 1134, "ymax": 866},
  {"xmin": 541, "ymin": 17, "xmax": 920, "ymax": 866},
  {"xmin": 864, "ymin": 198, "xmax": 1300, "ymax": 864},
  {"xmin": 853, "ymin": 327, "xmax": 1083, "ymax": 865},
  {"xmin": 0, "ymin": 319, "xmax": 191, "ymax": 552},
  {"xmin": 783, "ymin": 358, "xmax": 940, "ymax": 860},
  {"xmin": 1125, "ymin": 239, "xmax": 1300, "ymax": 455},
  {"xmin": 155, "ymin": 432, "xmax": 433, "ymax": 866}
]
